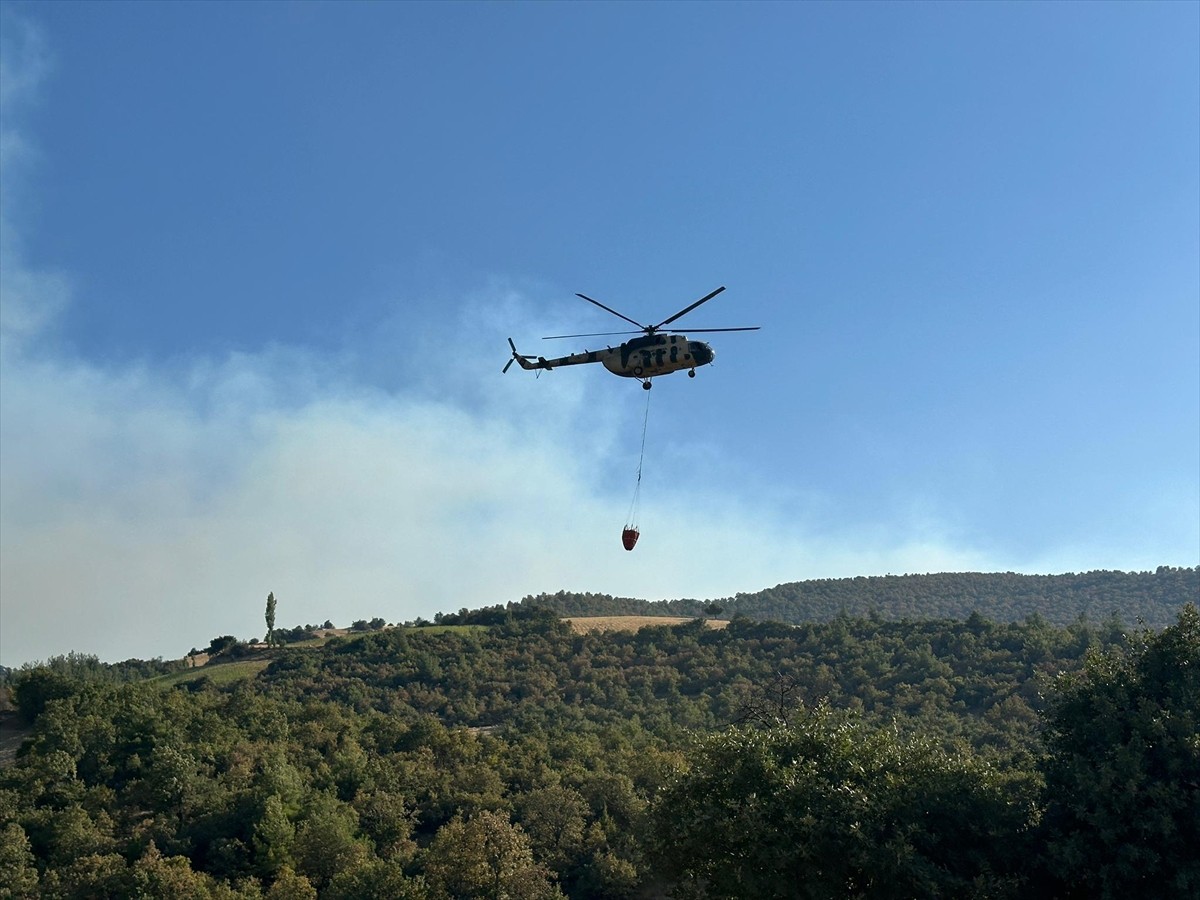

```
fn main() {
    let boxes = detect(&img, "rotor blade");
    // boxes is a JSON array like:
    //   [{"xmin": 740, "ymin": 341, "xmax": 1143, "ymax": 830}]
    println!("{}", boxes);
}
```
[
  {"xmin": 542, "ymin": 330, "xmax": 641, "ymax": 340},
  {"xmin": 654, "ymin": 286, "xmax": 726, "ymax": 330},
  {"xmin": 665, "ymin": 326, "xmax": 760, "ymax": 333},
  {"xmin": 506, "ymin": 338, "xmax": 538, "ymax": 356},
  {"xmin": 504, "ymin": 337, "xmax": 538, "ymax": 371},
  {"xmin": 575, "ymin": 293, "xmax": 646, "ymax": 330}
]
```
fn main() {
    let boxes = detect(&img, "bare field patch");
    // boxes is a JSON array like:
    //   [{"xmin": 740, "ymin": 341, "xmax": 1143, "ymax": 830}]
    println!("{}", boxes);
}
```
[{"xmin": 563, "ymin": 616, "xmax": 729, "ymax": 634}]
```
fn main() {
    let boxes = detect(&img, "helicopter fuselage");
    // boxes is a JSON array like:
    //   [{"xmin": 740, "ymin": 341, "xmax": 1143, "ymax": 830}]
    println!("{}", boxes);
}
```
[
  {"xmin": 606, "ymin": 334, "xmax": 714, "ymax": 377},
  {"xmin": 520, "ymin": 333, "xmax": 715, "ymax": 381}
]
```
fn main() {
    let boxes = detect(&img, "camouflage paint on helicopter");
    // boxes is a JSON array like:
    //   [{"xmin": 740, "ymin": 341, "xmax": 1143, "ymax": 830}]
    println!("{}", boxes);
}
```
[{"xmin": 507, "ymin": 333, "xmax": 715, "ymax": 382}]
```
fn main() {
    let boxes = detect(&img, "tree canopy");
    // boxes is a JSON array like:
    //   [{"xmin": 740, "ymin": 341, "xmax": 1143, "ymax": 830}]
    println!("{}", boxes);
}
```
[{"xmin": 2, "ymin": 595, "xmax": 1195, "ymax": 898}]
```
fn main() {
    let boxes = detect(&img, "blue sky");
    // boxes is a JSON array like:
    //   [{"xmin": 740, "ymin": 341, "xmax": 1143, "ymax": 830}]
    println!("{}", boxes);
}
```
[{"xmin": 2, "ymin": 1, "xmax": 1197, "ymax": 665}]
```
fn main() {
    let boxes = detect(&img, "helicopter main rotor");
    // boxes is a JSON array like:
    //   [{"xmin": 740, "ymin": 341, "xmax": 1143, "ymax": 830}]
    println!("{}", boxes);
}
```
[{"xmin": 542, "ymin": 285, "xmax": 759, "ymax": 341}]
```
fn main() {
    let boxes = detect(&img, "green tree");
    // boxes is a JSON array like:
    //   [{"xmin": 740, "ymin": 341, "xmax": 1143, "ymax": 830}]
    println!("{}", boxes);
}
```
[
  {"xmin": 423, "ymin": 811, "xmax": 564, "ymax": 900},
  {"xmin": 11, "ymin": 669, "xmax": 78, "ymax": 724},
  {"xmin": 354, "ymin": 790, "xmax": 417, "ymax": 862},
  {"xmin": 38, "ymin": 853, "xmax": 128, "ymax": 900},
  {"xmin": 292, "ymin": 793, "xmax": 370, "ymax": 889},
  {"xmin": 266, "ymin": 592, "xmax": 278, "ymax": 647},
  {"xmin": 264, "ymin": 865, "xmax": 318, "ymax": 900},
  {"xmin": 136, "ymin": 744, "xmax": 213, "ymax": 851},
  {"xmin": 518, "ymin": 785, "xmax": 588, "ymax": 874},
  {"xmin": 206, "ymin": 635, "xmax": 239, "ymax": 658},
  {"xmin": 39, "ymin": 803, "xmax": 116, "ymax": 868},
  {"xmin": 126, "ymin": 841, "xmax": 234, "ymax": 899},
  {"xmin": 252, "ymin": 794, "xmax": 296, "ymax": 878},
  {"xmin": 325, "ymin": 859, "xmax": 428, "ymax": 899},
  {"xmin": 0, "ymin": 822, "xmax": 40, "ymax": 899},
  {"xmin": 1037, "ymin": 604, "xmax": 1200, "ymax": 898},
  {"xmin": 645, "ymin": 705, "xmax": 1028, "ymax": 899}
]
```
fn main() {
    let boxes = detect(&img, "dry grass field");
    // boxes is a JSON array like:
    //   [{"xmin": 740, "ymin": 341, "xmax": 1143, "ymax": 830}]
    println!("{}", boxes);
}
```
[
  {"xmin": 156, "ymin": 658, "xmax": 273, "ymax": 689},
  {"xmin": 563, "ymin": 616, "xmax": 729, "ymax": 634}
]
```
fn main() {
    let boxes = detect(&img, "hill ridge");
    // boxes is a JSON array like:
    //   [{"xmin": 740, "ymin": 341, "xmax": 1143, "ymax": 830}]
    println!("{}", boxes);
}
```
[{"xmin": 523, "ymin": 567, "xmax": 1198, "ymax": 629}]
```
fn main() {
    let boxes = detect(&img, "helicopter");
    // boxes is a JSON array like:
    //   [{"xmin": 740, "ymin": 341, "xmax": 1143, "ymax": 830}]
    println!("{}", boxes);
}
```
[{"xmin": 504, "ymin": 286, "xmax": 759, "ymax": 389}]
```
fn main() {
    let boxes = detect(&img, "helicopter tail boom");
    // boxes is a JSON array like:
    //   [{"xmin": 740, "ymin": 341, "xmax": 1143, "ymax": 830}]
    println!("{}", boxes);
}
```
[
  {"xmin": 506, "ymin": 338, "xmax": 613, "ymax": 373},
  {"xmin": 505, "ymin": 338, "xmax": 561, "ymax": 373}
]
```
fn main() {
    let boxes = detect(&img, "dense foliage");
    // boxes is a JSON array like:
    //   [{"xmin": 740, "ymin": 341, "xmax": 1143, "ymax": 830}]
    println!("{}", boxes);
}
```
[
  {"xmin": 1, "ymin": 601, "xmax": 1196, "ymax": 898},
  {"xmin": 525, "ymin": 567, "xmax": 1198, "ymax": 628},
  {"xmin": 262, "ymin": 608, "xmax": 1127, "ymax": 767},
  {"xmin": 1036, "ymin": 605, "xmax": 1200, "ymax": 898},
  {"xmin": 646, "ymin": 707, "xmax": 1034, "ymax": 899}
]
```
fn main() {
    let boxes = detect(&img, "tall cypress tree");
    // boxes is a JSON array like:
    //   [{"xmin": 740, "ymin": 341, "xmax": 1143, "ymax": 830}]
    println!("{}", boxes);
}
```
[{"xmin": 265, "ymin": 592, "xmax": 277, "ymax": 647}]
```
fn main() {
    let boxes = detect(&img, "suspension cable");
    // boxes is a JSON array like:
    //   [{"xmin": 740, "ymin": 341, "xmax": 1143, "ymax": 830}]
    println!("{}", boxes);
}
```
[{"xmin": 625, "ymin": 388, "xmax": 651, "ymax": 528}]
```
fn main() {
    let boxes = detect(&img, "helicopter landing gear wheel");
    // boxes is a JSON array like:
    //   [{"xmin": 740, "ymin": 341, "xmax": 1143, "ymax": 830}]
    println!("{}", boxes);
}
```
[
  {"xmin": 642, "ymin": 380, "xmax": 652, "ymax": 390},
  {"xmin": 688, "ymin": 369, "xmax": 696, "ymax": 378}
]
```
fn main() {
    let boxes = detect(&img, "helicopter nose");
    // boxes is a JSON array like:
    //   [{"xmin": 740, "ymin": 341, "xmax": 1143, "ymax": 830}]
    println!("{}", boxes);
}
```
[{"xmin": 687, "ymin": 341, "xmax": 715, "ymax": 366}]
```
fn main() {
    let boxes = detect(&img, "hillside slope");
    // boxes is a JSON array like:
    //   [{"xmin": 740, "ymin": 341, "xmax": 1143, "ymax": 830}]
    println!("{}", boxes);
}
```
[{"xmin": 525, "ymin": 567, "xmax": 1197, "ymax": 628}]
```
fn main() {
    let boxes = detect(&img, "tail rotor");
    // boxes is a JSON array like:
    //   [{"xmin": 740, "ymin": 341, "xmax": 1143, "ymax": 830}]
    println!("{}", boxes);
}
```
[{"xmin": 503, "ymin": 338, "xmax": 537, "ymax": 373}]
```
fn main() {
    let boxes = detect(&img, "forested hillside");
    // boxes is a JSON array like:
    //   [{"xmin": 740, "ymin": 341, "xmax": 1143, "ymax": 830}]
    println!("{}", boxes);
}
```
[
  {"xmin": 2, "ymin": 604, "xmax": 1197, "ymax": 898},
  {"xmin": 522, "ymin": 567, "xmax": 1198, "ymax": 628}
]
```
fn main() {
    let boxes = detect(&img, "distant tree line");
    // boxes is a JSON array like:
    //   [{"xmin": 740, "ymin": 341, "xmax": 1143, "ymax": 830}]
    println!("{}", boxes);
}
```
[
  {"xmin": 0, "ymin": 651, "xmax": 184, "ymax": 688},
  {"xmin": 196, "ymin": 620, "xmax": 347, "ymax": 663},
  {"xmin": 524, "ymin": 567, "xmax": 1198, "ymax": 629},
  {"xmin": 429, "ymin": 604, "xmax": 562, "ymax": 627}
]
